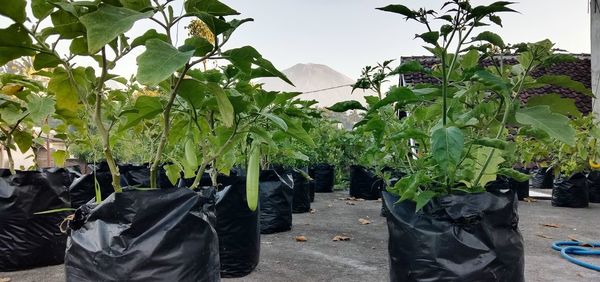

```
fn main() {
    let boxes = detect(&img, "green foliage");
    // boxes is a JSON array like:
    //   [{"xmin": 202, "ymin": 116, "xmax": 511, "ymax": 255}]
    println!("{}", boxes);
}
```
[{"xmin": 136, "ymin": 39, "xmax": 195, "ymax": 86}]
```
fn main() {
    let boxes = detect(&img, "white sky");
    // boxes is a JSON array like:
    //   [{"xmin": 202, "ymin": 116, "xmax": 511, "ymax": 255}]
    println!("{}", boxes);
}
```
[{"xmin": 0, "ymin": 0, "xmax": 592, "ymax": 79}]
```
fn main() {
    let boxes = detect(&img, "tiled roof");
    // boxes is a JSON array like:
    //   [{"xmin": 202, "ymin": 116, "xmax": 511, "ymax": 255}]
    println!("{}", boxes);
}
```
[{"xmin": 400, "ymin": 54, "xmax": 592, "ymax": 114}]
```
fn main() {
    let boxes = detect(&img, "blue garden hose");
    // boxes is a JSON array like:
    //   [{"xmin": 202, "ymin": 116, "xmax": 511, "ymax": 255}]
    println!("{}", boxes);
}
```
[{"xmin": 551, "ymin": 241, "xmax": 600, "ymax": 272}]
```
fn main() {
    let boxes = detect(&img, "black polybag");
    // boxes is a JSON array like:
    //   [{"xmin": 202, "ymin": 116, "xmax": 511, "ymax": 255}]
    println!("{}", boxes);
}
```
[
  {"xmin": 259, "ymin": 170, "xmax": 293, "ymax": 234},
  {"xmin": 119, "ymin": 164, "xmax": 176, "ymax": 188},
  {"xmin": 0, "ymin": 168, "xmax": 73, "ymax": 271},
  {"xmin": 511, "ymin": 168, "xmax": 529, "ymax": 200},
  {"xmin": 531, "ymin": 167, "xmax": 553, "ymax": 189},
  {"xmin": 349, "ymin": 165, "xmax": 384, "ymax": 200},
  {"xmin": 383, "ymin": 190, "xmax": 524, "ymax": 282},
  {"xmin": 216, "ymin": 176, "xmax": 260, "ymax": 278},
  {"xmin": 64, "ymin": 187, "xmax": 220, "ymax": 282},
  {"xmin": 587, "ymin": 171, "xmax": 600, "ymax": 203},
  {"xmin": 551, "ymin": 173, "xmax": 589, "ymax": 208},
  {"xmin": 308, "ymin": 179, "xmax": 315, "ymax": 202},
  {"xmin": 290, "ymin": 169, "xmax": 311, "ymax": 213},
  {"xmin": 68, "ymin": 162, "xmax": 114, "ymax": 209},
  {"xmin": 309, "ymin": 163, "xmax": 334, "ymax": 193}
]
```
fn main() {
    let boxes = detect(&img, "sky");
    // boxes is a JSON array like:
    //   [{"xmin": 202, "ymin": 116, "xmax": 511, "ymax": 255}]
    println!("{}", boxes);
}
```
[{"xmin": 0, "ymin": 0, "xmax": 592, "ymax": 79}]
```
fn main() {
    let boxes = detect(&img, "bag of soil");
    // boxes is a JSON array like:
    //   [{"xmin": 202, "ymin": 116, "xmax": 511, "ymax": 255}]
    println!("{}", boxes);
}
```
[
  {"xmin": 119, "ymin": 164, "xmax": 176, "ymax": 188},
  {"xmin": 308, "ymin": 179, "xmax": 315, "ymax": 202},
  {"xmin": 381, "ymin": 176, "xmax": 402, "ymax": 218},
  {"xmin": 510, "ymin": 168, "xmax": 530, "ymax": 201},
  {"xmin": 349, "ymin": 165, "xmax": 385, "ymax": 200},
  {"xmin": 216, "ymin": 176, "xmax": 260, "ymax": 278},
  {"xmin": 551, "ymin": 173, "xmax": 589, "ymax": 208},
  {"xmin": 259, "ymin": 170, "xmax": 293, "ymax": 234},
  {"xmin": 290, "ymin": 169, "xmax": 311, "ymax": 213},
  {"xmin": 68, "ymin": 162, "xmax": 114, "ymax": 209},
  {"xmin": 309, "ymin": 163, "xmax": 335, "ymax": 193},
  {"xmin": 531, "ymin": 167, "xmax": 553, "ymax": 189},
  {"xmin": 587, "ymin": 171, "xmax": 600, "ymax": 203},
  {"xmin": 65, "ymin": 187, "xmax": 219, "ymax": 281},
  {"xmin": 0, "ymin": 168, "xmax": 73, "ymax": 271},
  {"xmin": 383, "ymin": 190, "xmax": 524, "ymax": 282}
]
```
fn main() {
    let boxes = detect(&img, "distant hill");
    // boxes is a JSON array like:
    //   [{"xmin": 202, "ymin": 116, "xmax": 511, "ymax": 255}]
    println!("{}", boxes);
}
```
[{"xmin": 258, "ymin": 63, "xmax": 373, "ymax": 107}]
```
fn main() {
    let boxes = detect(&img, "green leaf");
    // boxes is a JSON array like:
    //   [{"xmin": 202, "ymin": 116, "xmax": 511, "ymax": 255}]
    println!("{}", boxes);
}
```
[
  {"xmin": 79, "ymin": 4, "xmax": 153, "ymax": 54},
  {"xmin": 178, "ymin": 79, "xmax": 207, "ymax": 108},
  {"xmin": 51, "ymin": 150, "xmax": 68, "ymax": 167},
  {"xmin": 473, "ymin": 146, "xmax": 504, "ymax": 187},
  {"xmin": 119, "ymin": 95, "xmax": 163, "ymax": 131},
  {"xmin": 489, "ymin": 15, "xmax": 502, "ymax": 27},
  {"xmin": 211, "ymin": 84, "xmax": 234, "ymax": 127},
  {"xmin": 27, "ymin": 95, "xmax": 55, "ymax": 123},
  {"xmin": 498, "ymin": 168, "xmax": 530, "ymax": 182},
  {"xmin": 262, "ymin": 113, "xmax": 288, "ymax": 131},
  {"xmin": 50, "ymin": 10, "xmax": 86, "ymax": 39},
  {"xmin": 431, "ymin": 126, "xmax": 464, "ymax": 171},
  {"xmin": 223, "ymin": 46, "xmax": 293, "ymax": 85},
  {"xmin": 526, "ymin": 94, "xmax": 582, "ymax": 118},
  {"xmin": 0, "ymin": 24, "xmax": 35, "ymax": 66},
  {"xmin": 246, "ymin": 142, "xmax": 260, "ymax": 211},
  {"xmin": 69, "ymin": 37, "xmax": 89, "ymax": 55},
  {"xmin": 31, "ymin": 0, "xmax": 55, "ymax": 20},
  {"xmin": 164, "ymin": 164, "xmax": 181, "ymax": 186},
  {"xmin": 536, "ymin": 75, "xmax": 593, "ymax": 97},
  {"xmin": 180, "ymin": 37, "xmax": 214, "ymax": 57},
  {"xmin": 0, "ymin": 105, "xmax": 27, "ymax": 125},
  {"xmin": 472, "ymin": 70, "xmax": 511, "ymax": 94},
  {"xmin": 515, "ymin": 105, "xmax": 575, "ymax": 146},
  {"xmin": 390, "ymin": 129, "xmax": 429, "ymax": 140},
  {"xmin": 471, "ymin": 138, "xmax": 509, "ymax": 150},
  {"xmin": 34, "ymin": 207, "xmax": 75, "ymax": 215},
  {"xmin": 473, "ymin": 31, "xmax": 505, "ymax": 48},
  {"xmin": 390, "ymin": 60, "xmax": 426, "ymax": 75},
  {"xmin": 461, "ymin": 49, "xmax": 480, "ymax": 69},
  {"xmin": 327, "ymin": 100, "xmax": 366, "ymax": 112},
  {"xmin": 254, "ymin": 91, "xmax": 277, "ymax": 108},
  {"xmin": 281, "ymin": 116, "xmax": 315, "ymax": 147},
  {"xmin": 370, "ymin": 87, "xmax": 422, "ymax": 112},
  {"xmin": 119, "ymin": 0, "xmax": 152, "ymax": 11},
  {"xmin": 136, "ymin": 39, "xmax": 194, "ymax": 86},
  {"xmin": 376, "ymin": 4, "xmax": 416, "ymax": 19},
  {"xmin": 33, "ymin": 53, "xmax": 61, "ymax": 70},
  {"xmin": 415, "ymin": 191, "xmax": 436, "ymax": 211},
  {"xmin": 416, "ymin": 31, "xmax": 439, "ymax": 45},
  {"xmin": 48, "ymin": 68, "xmax": 82, "ymax": 113},
  {"xmin": 130, "ymin": 29, "xmax": 169, "ymax": 49},
  {"xmin": 0, "ymin": 0, "xmax": 26, "ymax": 23},
  {"xmin": 184, "ymin": 0, "xmax": 240, "ymax": 16},
  {"xmin": 13, "ymin": 130, "xmax": 33, "ymax": 153}
]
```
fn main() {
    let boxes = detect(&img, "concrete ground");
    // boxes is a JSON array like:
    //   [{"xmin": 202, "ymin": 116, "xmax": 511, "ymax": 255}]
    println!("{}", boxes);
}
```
[{"xmin": 2, "ymin": 191, "xmax": 599, "ymax": 282}]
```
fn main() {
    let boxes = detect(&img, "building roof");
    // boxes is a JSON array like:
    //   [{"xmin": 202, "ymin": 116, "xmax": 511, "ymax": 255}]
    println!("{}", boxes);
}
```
[{"xmin": 400, "ymin": 54, "xmax": 592, "ymax": 114}]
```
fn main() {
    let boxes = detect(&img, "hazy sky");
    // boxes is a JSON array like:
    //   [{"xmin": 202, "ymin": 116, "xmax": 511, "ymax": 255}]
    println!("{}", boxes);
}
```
[{"xmin": 0, "ymin": 0, "xmax": 592, "ymax": 79}]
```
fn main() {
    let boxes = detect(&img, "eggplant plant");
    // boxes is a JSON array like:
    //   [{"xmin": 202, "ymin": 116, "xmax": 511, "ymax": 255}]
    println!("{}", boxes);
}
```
[
  {"xmin": 341, "ymin": 0, "xmax": 590, "ymax": 210},
  {"xmin": 0, "ymin": 0, "xmax": 293, "ymax": 199}
]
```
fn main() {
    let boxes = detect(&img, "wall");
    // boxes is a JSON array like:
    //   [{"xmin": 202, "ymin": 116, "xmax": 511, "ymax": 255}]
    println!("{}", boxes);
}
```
[{"xmin": 592, "ymin": 0, "xmax": 600, "ymax": 116}]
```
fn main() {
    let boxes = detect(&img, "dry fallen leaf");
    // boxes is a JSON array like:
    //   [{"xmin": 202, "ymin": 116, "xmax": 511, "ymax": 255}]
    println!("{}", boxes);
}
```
[
  {"xmin": 309, "ymin": 209, "xmax": 316, "ymax": 214},
  {"xmin": 345, "ymin": 201, "xmax": 356, "ymax": 206},
  {"xmin": 358, "ymin": 218, "xmax": 371, "ymax": 225},
  {"xmin": 0, "ymin": 278, "xmax": 11, "ymax": 282},
  {"xmin": 568, "ymin": 235, "xmax": 579, "ymax": 242},
  {"xmin": 294, "ymin": 235, "xmax": 307, "ymax": 242},
  {"xmin": 523, "ymin": 197, "xmax": 537, "ymax": 203},
  {"xmin": 536, "ymin": 234, "xmax": 553, "ymax": 239},
  {"xmin": 376, "ymin": 198, "xmax": 382, "ymax": 202},
  {"xmin": 332, "ymin": 235, "xmax": 351, "ymax": 241},
  {"xmin": 357, "ymin": 198, "xmax": 365, "ymax": 201},
  {"xmin": 541, "ymin": 223, "xmax": 561, "ymax": 228},
  {"xmin": 328, "ymin": 204, "xmax": 333, "ymax": 207}
]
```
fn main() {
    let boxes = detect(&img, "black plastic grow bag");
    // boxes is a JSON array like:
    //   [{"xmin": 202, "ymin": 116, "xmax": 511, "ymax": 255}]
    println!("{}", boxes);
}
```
[
  {"xmin": 65, "ymin": 187, "xmax": 220, "ymax": 281},
  {"xmin": 259, "ymin": 170, "xmax": 293, "ymax": 234},
  {"xmin": 119, "ymin": 164, "xmax": 176, "ymax": 189},
  {"xmin": 0, "ymin": 168, "xmax": 73, "ymax": 271},
  {"xmin": 349, "ymin": 165, "xmax": 385, "ymax": 200},
  {"xmin": 552, "ymin": 173, "xmax": 589, "ymax": 208},
  {"xmin": 68, "ymin": 162, "xmax": 114, "ymax": 209},
  {"xmin": 510, "ymin": 168, "xmax": 530, "ymax": 201},
  {"xmin": 587, "ymin": 171, "xmax": 600, "ymax": 203},
  {"xmin": 308, "ymin": 179, "xmax": 315, "ymax": 202},
  {"xmin": 290, "ymin": 170, "xmax": 311, "ymax": 213},
  {"xmin": 309, "ymin": 163, "xmax": 334, "ymax": 193},
  {"xmin": 531, "ymin": 167, "xmax": 553, "ymax": 189},
  {"xmin": 383, "ymin": 190, "xmax": 524, "ymax": 282},
  {"xmin": 216, "ymin": 176, "xmax": 260, "ymax": 278}
]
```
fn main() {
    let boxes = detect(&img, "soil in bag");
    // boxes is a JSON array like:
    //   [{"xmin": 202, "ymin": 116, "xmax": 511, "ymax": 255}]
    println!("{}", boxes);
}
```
[
  {"xmin": 309, "ymin": 163, "xmax": 334, "ymax": 193},
  {"xmin": 588, "ymin": 171, "xmax": 600, "ymax": 203},
  {"xmin": 349, "ymin": 165, "xmax": 385, "ymax": 200},
  {"xmin": 216, "ymin": 176, "xmax": 260, "ymax": 278},
  {"xmin": 65, "ymin": 187, "xmax": 219, "ymax": 282},
  {"xmin": 383, "ymin": 190, "xmax": 524, "ymax": 282},
  {"xmin": 531, "ymin": 167, "xmax": 553, "ymax": 189},
  {"xmin": 0, "ymin": 168, "xmax": 73, "ymax": 271},
  {"xmin": 308, "ymin": 179, "xmax": 315, "ymax": 202},
  {"xmin": 552, "ymin": 173, "xmax": 589, "ymax": 208},
  {"xmin": 289, "ymin": 169, "xmax": 311, "ymax": 213},
  {"xmin": 259, "ymin": 170, "xmax": 293, "ymax": 234}
]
